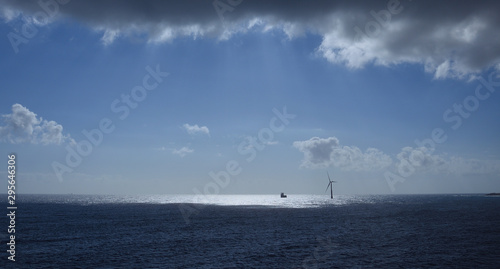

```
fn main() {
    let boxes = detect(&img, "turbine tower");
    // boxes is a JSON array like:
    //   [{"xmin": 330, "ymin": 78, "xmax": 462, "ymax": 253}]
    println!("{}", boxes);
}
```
[{"xmin": 325, "ymin": 172, "xmax": 337, "ymax": 199}]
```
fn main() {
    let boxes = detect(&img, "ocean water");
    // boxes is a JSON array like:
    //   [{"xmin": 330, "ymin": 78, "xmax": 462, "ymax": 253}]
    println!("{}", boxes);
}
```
[{"xmin": 1, "ymin": 194, "xmax": 499, "ymax": 268}]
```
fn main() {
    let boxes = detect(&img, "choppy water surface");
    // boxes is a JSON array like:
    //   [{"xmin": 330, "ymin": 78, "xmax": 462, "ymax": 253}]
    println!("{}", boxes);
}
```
[{"xmin": 1, "ymin": 194, "xmax": 499, "ymax": 268}]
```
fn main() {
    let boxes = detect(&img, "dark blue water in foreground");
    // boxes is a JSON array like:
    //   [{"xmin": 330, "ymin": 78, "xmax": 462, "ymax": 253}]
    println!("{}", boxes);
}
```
[{"xmin": 1, "ymin": 194, "xmax": 499, "ymax": 268}]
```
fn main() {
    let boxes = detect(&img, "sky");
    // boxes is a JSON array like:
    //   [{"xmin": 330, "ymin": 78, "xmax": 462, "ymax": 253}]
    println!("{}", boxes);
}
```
[{"xmin": 0, "ymin": 0, "xmax": 499, "ymax": 195}]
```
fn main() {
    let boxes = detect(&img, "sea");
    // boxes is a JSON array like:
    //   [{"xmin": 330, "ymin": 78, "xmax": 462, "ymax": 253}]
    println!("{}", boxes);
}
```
[{"xmin": 1, "ymin": 194, "xmax": 499, "ymax": 268}]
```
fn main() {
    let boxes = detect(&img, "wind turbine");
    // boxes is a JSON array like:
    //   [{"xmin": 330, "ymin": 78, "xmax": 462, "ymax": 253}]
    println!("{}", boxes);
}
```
[{"xmin": 325, "ymin": 172, "xmax": 337, "ymax": 199}]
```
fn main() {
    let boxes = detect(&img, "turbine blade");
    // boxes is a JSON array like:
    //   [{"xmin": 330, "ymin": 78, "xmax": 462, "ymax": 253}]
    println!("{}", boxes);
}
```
[
  {"xmin": 327, "ymin": 171, "xmax": 331, "ymax": 181},
  {"xmin": 325, "ymin": 182, "xmax": 332, "ymax": 193}
]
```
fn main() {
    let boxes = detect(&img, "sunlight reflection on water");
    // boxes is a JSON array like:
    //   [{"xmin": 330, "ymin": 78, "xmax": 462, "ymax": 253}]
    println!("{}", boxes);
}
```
[{"xmin": 19, "ymin": 194, "xmax": 384, "ymax": 208}]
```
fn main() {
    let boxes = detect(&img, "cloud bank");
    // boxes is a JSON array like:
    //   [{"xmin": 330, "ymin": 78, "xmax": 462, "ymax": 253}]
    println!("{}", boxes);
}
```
[
  {"xmin": 293, "ymin": 136, "xmax": 392, "ymax": 171},
  {"xmin": 1, "ymin": 0, "xmax": 500, "ymax": 79},
  {"xmin": 294, "ymin": 137, "xmax": 500, "ymax": 176},
  {"xmin": 395, "ymin": 146, "xmax": 500, "ymax": 175},
  {"xmin": 0, "ymin": 103, "xmax": 72, "ymax": 145}
]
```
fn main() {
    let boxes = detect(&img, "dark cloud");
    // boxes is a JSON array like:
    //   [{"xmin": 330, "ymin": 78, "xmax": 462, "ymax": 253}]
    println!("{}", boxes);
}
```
[{"xmin": 2, "ymin": 0, "xmax": 500, "ymax": 78}]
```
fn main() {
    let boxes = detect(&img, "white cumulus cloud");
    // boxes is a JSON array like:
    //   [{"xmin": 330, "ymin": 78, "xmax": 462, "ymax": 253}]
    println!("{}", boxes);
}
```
[
  {"xmin": 396, "ymin": 147, "xmax": 447, "ymax": 172},
  {"xmin": 182, "ymin": 123, "xmax": 210, "ymax": 136},
  {"xmin": 293, "ymin": 136, "xmax": 392, "ymax": 171},
  {"xmin": 0, "ymin": 103, "xmax": 72, "ymax": 145}
]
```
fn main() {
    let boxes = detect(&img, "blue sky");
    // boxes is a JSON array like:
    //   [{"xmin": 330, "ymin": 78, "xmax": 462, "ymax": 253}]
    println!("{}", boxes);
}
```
[{"xmin": 0, "ymin": 0, "xmax": 499, "ymax": 195}]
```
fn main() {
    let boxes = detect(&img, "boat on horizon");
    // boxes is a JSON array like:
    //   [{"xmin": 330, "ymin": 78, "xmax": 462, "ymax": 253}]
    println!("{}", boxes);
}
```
[{"xmin": 280, "ymin": 192, "xmax": 287, "ymax": 198}]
